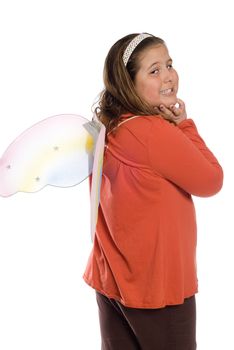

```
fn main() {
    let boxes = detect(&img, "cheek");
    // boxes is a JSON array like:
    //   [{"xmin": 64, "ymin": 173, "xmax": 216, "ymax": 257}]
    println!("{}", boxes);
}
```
[{"xmin": 140, "ymin": 81, "xmax": 161, "ymax": 102}]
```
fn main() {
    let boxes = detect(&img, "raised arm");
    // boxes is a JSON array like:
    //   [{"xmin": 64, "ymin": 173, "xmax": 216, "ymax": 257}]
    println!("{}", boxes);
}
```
[{"xmin": 148, "ymin": 118, "xmax": 223, "ymax": 197}]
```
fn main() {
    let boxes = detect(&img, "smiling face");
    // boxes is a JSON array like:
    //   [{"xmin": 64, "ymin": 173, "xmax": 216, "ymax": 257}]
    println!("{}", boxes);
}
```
[{"xmin": 134, "ymin": 44, "xmax": 179, "ymax": 108}]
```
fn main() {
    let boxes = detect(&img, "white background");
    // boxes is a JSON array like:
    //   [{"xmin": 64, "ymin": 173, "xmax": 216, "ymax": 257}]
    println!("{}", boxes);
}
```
[{"xmin": 0, "ymin": 0, "xmax": 233, "ymax": 349}]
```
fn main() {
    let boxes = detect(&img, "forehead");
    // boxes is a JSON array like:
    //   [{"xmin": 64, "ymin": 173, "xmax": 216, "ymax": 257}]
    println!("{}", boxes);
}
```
[{"xmin": 138, "ymin": 44, "xmax": 170, "ymax": 66}]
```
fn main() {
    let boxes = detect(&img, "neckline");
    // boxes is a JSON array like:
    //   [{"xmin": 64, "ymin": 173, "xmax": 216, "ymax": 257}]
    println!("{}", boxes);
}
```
[
  {"xmin": 119, "ymin": 113, "xmax": 134, "ymax": 120},
  {"xmin": 107, "ymin": 113, "xmax": 162, "ymax": 136},
  {"xmin": 107, "ymin": 115, "xmax": 142, "ymax": 135}
]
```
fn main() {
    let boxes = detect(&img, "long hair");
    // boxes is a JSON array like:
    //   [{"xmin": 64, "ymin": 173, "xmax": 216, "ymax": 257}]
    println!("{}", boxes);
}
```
[{"xmin": 94, "ymin": 33, "xmax": 174, "ymax": 134}]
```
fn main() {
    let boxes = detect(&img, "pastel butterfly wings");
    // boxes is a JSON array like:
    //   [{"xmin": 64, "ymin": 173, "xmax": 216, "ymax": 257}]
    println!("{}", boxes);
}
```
[
  {"xmin": 0, "ymin": 114, "xmax": 98, "ymax": 195},
  {"xmin": 0, "ymin": 114, "xmax": 106, "ymax": 241}
]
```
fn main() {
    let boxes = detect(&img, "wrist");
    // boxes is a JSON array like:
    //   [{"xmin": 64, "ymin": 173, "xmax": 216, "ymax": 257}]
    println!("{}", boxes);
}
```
[{"xmin": 174, "ymin": 116, "xmax": 187, "ymax": 125}]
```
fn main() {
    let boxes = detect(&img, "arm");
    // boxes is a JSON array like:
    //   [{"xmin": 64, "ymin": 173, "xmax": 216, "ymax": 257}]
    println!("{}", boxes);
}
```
[{"xmin": 148, "ymin": 117, "xmax": 223, "ymax": 197}]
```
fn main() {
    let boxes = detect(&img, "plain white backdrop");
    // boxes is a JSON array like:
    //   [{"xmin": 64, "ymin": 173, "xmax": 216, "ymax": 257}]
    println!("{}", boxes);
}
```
[{"xmin": 0, "ymin": 0, "xmax": 232, "ymax": 349}]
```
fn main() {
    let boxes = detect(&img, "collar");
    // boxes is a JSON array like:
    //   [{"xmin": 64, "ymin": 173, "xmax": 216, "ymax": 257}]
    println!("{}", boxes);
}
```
[{"xmin": 120, "ymin": 113, "xmax": 135, "ymax": 119}]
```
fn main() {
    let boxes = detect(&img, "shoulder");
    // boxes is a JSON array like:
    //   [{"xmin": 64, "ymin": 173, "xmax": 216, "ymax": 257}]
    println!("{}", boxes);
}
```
[
  {"xmin": 140, "ymin": 116, "xmax": 180, "ymax": 142},
  {"xmin": 118, "ymin": 114, "xmax": 165, "ymax": 130},
  {"xmin": 107, "ymin": 115, "xmax": 175, "ymax": 143}
]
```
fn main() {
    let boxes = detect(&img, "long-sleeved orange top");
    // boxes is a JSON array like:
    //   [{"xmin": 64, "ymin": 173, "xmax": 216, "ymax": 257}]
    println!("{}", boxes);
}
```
[{"xmin": 83, "ymin": 114, "xmax": 223, "ymax": 309}]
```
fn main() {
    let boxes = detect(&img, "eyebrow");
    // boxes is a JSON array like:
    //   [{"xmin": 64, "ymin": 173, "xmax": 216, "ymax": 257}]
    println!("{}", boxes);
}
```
[{"xmin": 148, "ymin": 58, "xmax": 173, "ymax": 70}]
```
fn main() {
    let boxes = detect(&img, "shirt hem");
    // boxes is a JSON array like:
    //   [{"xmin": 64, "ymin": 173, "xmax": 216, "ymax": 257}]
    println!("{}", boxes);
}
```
[{"xmin": 83, "ymin": 274, "xmax": 198, "ymax": 309}]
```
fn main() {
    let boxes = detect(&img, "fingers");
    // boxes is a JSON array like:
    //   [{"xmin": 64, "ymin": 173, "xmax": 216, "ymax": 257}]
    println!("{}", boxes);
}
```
[
  {"xmin": 159, "ymin": 104, "xmax": 175, "ymax": 118},
  {"xmin": 176, "ymin": 98, "xmax": 185, "ymax": 108},
  {"xmin": 153, "ymin": 106, "xmax": 161, "ymax": 115},
  {"xmin": 154, "ymin": 98, "xmax": 186, "ymax": 122},
  {"xmin": 169, "ymin": 104, "xmax": 180, "ymax": 116}
]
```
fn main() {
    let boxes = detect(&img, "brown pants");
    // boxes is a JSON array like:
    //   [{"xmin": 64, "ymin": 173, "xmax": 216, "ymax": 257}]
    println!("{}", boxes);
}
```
[{"xmin": 96, "ymin": 291, "xmax": 197, "ymax": 350}]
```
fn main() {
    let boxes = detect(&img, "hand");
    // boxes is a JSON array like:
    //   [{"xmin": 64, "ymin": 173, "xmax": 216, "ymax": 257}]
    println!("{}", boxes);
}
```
[{"xmin": 154, "ymin": 98, "xmax": 187, "ymax": 125}]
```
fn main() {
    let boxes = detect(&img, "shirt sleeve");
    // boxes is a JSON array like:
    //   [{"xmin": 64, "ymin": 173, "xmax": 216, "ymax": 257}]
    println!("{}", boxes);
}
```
[{"xmin": 148, "ymin": 118, "xmax": 223, "ymax": 197}]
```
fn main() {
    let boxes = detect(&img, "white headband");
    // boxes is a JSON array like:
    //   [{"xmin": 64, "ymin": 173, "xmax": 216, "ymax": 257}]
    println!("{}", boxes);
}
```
[{"xmin": 122, "ymin": 33, "xmax": 153, "ymax": 66}]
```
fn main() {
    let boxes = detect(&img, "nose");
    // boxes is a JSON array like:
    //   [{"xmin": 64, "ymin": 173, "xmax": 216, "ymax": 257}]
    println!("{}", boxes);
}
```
[{"xmin": 162, "ymin": 67, "xmax": 173, "ymax": 83}]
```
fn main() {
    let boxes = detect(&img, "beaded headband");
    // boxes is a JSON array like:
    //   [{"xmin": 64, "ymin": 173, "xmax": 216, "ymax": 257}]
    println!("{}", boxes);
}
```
[{"xmin": 122, "ymin": 33, "xmax": 153, "ymax": 66}]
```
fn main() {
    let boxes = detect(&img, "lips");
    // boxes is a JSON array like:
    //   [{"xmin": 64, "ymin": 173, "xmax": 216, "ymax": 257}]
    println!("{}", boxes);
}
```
[{"xmin": 160, "ymin": 88, "xmax": 174, "ymax": 95}]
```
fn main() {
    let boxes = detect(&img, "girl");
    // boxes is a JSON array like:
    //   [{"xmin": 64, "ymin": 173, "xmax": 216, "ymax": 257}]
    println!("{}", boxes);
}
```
[{"xmin": 83, "ymin": 33, "xmax": 223, "ymax": 350}]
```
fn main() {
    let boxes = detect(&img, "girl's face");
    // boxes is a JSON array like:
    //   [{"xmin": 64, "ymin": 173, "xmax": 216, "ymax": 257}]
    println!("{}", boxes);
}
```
[{"xmin": 134, "ymin": 44, "xmax": 179, "ymax": 108}]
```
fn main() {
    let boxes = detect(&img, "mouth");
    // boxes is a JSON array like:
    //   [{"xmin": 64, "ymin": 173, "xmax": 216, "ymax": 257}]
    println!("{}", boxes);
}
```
[{"xmin": 160, "ymin": 88, "xmax": 174, "ymax": 96}]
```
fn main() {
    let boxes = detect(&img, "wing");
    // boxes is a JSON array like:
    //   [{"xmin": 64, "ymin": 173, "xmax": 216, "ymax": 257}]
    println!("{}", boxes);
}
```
[
  {"xmin": 0, "ymin": 114, "xmax": 99, "ymax": 197},
  {"xmin": 90, "ymin": 122, "xmax": 106, "ymax": 241}
]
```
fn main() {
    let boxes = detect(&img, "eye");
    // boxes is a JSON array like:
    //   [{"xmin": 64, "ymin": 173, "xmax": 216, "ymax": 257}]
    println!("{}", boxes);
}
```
[
  {"xmin": 151, "ymin": 68, "xmax": 159, "ymax": 75},
  {"xmin": 167, "ymin": 64, "xmax": 173, "ymax": 70}
]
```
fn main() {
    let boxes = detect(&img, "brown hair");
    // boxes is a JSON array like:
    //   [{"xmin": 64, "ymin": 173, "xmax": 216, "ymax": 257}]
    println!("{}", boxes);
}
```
[{"xmin": 93, "ymin": 33, "xmax": 173, "ymax": 134}]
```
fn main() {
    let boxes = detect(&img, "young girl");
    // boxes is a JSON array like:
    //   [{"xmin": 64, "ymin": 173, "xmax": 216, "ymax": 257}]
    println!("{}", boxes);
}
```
[{"xmin": 83, "ymin": 33, "xmax": 223, "ymax": 350}]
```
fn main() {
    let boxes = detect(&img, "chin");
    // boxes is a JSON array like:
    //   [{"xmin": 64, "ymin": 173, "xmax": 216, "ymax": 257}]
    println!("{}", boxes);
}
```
[{"xmin": 161, "ymin": 96, "xmax": 177, "ymax": 108}]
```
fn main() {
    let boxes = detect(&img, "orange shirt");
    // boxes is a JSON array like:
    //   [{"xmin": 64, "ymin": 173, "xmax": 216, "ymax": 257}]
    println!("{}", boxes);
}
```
[{"xmin": 83, "ymin": 115, "xmax": 223, "ymax": 308}]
